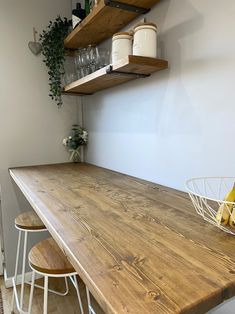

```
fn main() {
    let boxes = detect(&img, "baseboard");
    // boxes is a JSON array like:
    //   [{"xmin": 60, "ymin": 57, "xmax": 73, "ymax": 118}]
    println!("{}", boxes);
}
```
[{"xmin": 3, "ymin": 267, "xmax": 42, "ymax": 288}]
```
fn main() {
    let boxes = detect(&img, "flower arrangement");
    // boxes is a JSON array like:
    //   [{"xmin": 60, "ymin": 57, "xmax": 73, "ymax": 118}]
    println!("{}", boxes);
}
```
[{"xmin": 63, "ymin": 125, "xmax": 88, "ymax": 162}]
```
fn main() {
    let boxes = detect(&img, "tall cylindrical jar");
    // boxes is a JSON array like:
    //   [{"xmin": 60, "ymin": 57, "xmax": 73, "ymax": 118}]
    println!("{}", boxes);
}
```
[
  {"xmin": 112, "ymin": 32, "xmax": 132, "ymax": 63},
  {"xmin": 133, "ymin": 23, "xmax": 157, "ymax": 58}
]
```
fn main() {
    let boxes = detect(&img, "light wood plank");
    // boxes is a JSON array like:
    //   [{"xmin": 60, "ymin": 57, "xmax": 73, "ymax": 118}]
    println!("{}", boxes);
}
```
[
  {"xmin": 15, "ymin": 211, "xmax": 46, "ymax": 230},
  {"xmin": 64, "ymin": 0, "xmax": 161, "ymax": 49},
  {"xmin": 29, "ymin": 238, "xmax": 75, "ymax": 275},
  {"xmin": 9, "ymin": 163, "xmax": 235, "ymax": 314},
  {"xmin": 64, "ymin": 56, "xmax": 168, "ymax": 94}
]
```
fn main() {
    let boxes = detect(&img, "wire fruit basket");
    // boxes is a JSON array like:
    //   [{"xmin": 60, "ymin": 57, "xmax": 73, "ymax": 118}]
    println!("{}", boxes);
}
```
[{"xmin": 186, "ymin": 177, "xmax": 235, "ymax": 235}]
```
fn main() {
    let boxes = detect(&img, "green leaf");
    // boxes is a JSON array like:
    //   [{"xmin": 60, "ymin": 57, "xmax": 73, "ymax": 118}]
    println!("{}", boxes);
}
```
[{"xmin": 39, "ymin": 16, "xmax": 70, "ymax": 107}]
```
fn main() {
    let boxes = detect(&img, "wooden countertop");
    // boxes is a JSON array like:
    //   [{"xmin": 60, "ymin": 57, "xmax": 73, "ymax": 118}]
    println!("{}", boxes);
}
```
[{"xmin": 9, "ymin": 163, "xmax": 235, "ymax": 314}]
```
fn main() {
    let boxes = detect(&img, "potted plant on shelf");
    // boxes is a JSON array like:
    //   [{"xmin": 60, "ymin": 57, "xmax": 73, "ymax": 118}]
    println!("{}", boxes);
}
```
[
  {"xmin": 63, "ymin": 125, "xmax": 88, "ymax": 162},
  {"xmin": 39, "ymin": 16, "xmax": 71, "ymax": 107}
]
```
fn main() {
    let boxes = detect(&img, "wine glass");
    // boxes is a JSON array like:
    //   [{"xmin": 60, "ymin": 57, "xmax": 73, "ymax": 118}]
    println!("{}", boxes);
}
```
[
  {"xmin": 96, "ymin": 48, "xmax": 110, "ymax": 69},
  {"xmin": 89, "ymin": 46, "xmax": 99, "ymax": 72},
  {"xmin": 63, "ymin": 55, "xmax": 77, "ymax": 84}
]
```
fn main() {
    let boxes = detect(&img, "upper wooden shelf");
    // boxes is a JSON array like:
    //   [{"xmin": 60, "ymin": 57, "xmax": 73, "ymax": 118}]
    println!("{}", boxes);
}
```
[
  {"xmin": 63, "ymin": 55, "xmax": 168, "ymax": 95},
  {"xmin": 64, "ymin": 0, "xmax": 161, "ymax": 49}
]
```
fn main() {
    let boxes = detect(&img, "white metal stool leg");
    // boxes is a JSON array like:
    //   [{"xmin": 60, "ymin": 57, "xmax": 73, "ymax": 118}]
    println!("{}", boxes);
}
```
[
  {"xmin": 73, "ymin": 275, "xmax": 84, "ymax": 314},
  {"xmin": 20, "ymin": 231, "xmax": 28, "ymax": 309},
  {"xmin": 12, "ymin": 228, "xmax": 50, "ymax": 314},
  {"xmin": 28, "ymin": 268, "xmax": 85, "ymax": 314},
  {"xmin": 28, "ymin": 274, "xmax": 69, "ymax": 313},
  {"xmin": 63, "ymin": 277, "xmax": 69, "ymax": 296},
  {"xmin": 25, "ymin": 276, "xmax": 69, "ymax": 296},
  {"xmin": 28, "ymin": 270, "xmax": 36, "ymax": 314},
  {"xmin": 43, "ymin": 276, "xmax": 49, "ymax": 314},
  {"xmin": 86, "ymin": 286, "xmax": 96, "ymax": 314},
  {"xmin": 11, "ymin": 230, "xmax": 22, "ymax": 312}
]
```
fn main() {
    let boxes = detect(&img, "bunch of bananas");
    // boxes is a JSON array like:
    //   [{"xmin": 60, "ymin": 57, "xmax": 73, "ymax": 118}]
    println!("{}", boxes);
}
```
[{"xmin": 216, "ymin": 184, "xmax": 235, "ymax": 227}]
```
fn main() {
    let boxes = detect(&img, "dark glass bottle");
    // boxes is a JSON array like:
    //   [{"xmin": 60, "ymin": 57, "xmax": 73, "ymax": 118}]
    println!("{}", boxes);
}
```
[
  {"xmin": 85, "ymin": 0, "xmax": 90, "ymax": 17},
  {"xmin": 72, "ymin": 3, "xmax": 86, "ymax": 29}
]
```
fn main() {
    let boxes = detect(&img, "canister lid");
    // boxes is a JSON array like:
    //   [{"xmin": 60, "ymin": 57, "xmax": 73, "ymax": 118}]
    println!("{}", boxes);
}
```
[
  {"xmin": 112, "ymin": 32, "xmax": 132, "ymax": 40},
  {"xmin": 134, "ymin": 22, "xmax": 157, "ymax": 33}
]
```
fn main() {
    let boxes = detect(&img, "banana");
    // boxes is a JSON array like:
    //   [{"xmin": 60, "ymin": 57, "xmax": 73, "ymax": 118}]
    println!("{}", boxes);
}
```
[
  {"xmin": 216, "ymin": 203, "xmax": 230, "ymax": 225},
  {"xmin": 224, "ymin": 183, "xmax": 235, "ymax": 202},
  {"xmin": 216, "ymin": 183, "xmax": 235, "ymax": 225},
  {"xmin": 229, "ymin": 206, "xmax": 235, "ymax": 228}
]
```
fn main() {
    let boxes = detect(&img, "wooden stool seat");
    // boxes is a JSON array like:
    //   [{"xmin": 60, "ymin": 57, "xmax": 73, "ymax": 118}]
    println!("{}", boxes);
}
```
[
  {"xmin": 29, "ymin": 238, "xmax": 75, "ymax": 275},
  {"xmin": 28, "ymin": 238, "xmax": 84, "ymax": 314},
  {"xmin": 15, "ymin": 211, "xmax": 46, "ymax": 230}
]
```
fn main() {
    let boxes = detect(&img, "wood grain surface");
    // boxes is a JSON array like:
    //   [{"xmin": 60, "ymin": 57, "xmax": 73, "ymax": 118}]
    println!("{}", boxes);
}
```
[
  {"xmin": 64, "ymin": 56, "xmax": 168, "ymax": 95},
  {"xmin": 64, "ymin": 0, "xmax": 161, "ymax": 49},
  {"xmin": 29, "ymin": 237, "xmax": 75, "ymax": 275},
  {"xmin": 9, "ymin": 163, "xmax": 235, "ymax": 314},
  {"xmin": 15, "ymin": 210, "xmax": 46, "ymax": 230}
]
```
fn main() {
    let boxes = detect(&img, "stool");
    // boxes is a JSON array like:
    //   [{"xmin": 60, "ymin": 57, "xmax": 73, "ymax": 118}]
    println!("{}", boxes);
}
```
[
  {"xmin": 28, "ymin": 238, "xmax": 84, "ymax": 314},
  {"xmin": 12, "ymin": 211, "xmax": 47, "ymax": 313}
]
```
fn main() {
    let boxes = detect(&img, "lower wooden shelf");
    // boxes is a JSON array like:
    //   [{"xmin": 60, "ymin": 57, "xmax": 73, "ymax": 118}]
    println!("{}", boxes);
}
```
[{"xmin": 63, "ymin": 55, "xmax": 168, "ymax": 96}]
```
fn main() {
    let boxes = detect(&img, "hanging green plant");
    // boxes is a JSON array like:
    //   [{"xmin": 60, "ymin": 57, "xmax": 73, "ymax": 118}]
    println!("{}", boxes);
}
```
[{"xmin": 39, "ymin": 16, "xmax": 70, "ymax": 107}]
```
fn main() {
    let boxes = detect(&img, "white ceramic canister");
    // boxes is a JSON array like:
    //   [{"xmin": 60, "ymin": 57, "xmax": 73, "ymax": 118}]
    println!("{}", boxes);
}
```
[
  {"xmin": 112, "ymin": 32, "xmax": 132, "ymax": 63},
  {"xmin": 133, "ymin": 23, "xmax": 157, "ymax": 58}
]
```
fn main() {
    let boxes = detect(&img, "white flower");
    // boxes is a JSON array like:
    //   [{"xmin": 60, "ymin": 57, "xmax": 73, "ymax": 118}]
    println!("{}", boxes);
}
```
[
  {"xmin": 81, "ymin": 130, "xmax": 88, "ymax": 142},
  {"xmin": 62, "ymin": 138, "xmax": 68, "ymax": 146}
]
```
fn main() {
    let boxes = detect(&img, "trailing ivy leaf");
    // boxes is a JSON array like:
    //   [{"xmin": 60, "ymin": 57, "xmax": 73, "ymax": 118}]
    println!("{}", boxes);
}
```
[{"xmin": 39, "ymin": 16, "xmax": 70, "ymax": 107}]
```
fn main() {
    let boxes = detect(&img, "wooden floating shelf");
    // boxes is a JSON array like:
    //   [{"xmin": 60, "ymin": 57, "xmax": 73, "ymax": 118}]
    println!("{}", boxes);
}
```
[
  {"xmin": 63, "ymin": 55, "xmax": 168, "ymax": 95},
  {"xmin": 64, "ymin": 0, "xmax": 161, "ymax": 49}
]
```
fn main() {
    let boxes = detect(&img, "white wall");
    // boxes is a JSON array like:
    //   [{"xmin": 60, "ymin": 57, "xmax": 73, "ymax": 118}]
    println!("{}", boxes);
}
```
[
  {"xmin": 83, "ymin": 0, "xmax": 235, "ymax": 191},
  {"xmin": 0, "ymin": 0, "xmax": 81, "ymax": 277}
]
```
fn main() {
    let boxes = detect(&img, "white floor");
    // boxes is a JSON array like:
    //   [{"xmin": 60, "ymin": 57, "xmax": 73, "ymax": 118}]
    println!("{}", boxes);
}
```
[{"xmin": 208, "ymin": 298, "xmax": 235, "ymax": 314}]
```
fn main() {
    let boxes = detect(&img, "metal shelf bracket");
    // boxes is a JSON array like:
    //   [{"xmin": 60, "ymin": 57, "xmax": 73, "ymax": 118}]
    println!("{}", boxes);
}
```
[
  {"xmin": 106, "ymin": 65, "xmax": 150, "ymax": 78},
  {"xmin": 104, "ymin": 0, "xmax": 150, "ymax": 14}
]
